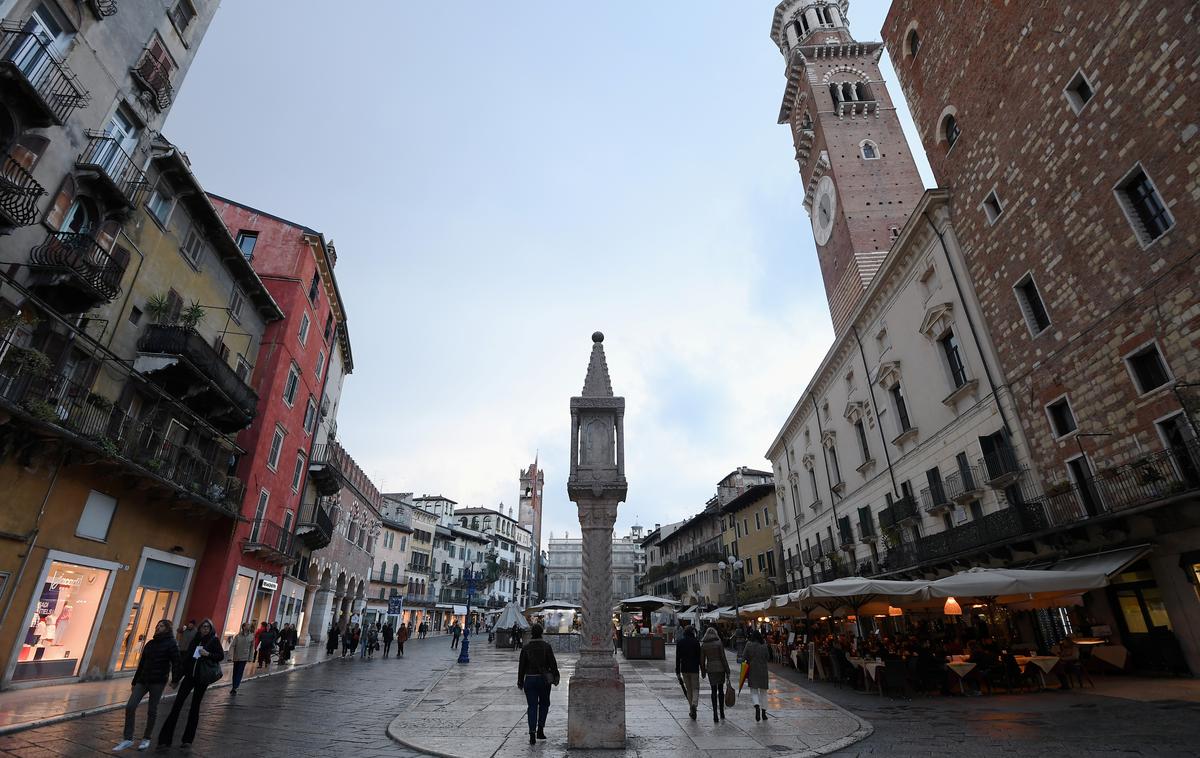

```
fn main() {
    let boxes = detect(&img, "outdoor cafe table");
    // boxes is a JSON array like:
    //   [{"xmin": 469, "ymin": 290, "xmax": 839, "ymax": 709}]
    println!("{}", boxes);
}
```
[
  {"xmin": 946, "ymin": 659, "xmax": 977, "ymax": 694},
  {"xmin": 847, "ymin": 656, "xmax": 884, "ymax": 694},
  {"xmin": 1015, "ymin": 655, "xmax": 1060, "ymax": 688}
]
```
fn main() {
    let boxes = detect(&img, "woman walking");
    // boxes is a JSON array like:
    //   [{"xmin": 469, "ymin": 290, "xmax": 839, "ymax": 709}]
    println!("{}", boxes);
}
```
[
  {"xmin": 113, "ymin": 619, "xmax": 180, "ymax": 751},
  {"xmin": 517, "ymin": 624, "xmax": 559, "ymax": 745},
  {"xmin": 255, "ymin": 622, "xmax": 276, "ymax": 671},
  {"xmin": 397, "ymin": 623, "xmax": 408, "ymax": 657},
  {"xmin": 325, "ymin": 623, "xmax": 340, "ymax": 656},
  {"xmin": 230, "ymin": 622, "xmax": 254, "ymax": 695},
  {"xmin": 699, "ymin": 627, "xmax": 730, "ymax": 723},
  {"xmin": 157, "ymin": 619, "xmax": 223, "ymax": 749},
  {"xmin": 742, "ymin": 630, "xmax": 771, "ymax": 721}
]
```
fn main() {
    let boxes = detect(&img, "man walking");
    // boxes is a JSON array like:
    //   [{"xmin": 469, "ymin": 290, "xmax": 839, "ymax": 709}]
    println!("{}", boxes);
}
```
[
  {"xmin": 381, "ymin": 622, "xmax": 394, "ymax": 658},
  {"xmin": 675, "ymin": 625, "xmax": 702, "ymax": 720},
  {"xmin": 451, "ymin": 623, "xmax": 462, "ymax": 649}
]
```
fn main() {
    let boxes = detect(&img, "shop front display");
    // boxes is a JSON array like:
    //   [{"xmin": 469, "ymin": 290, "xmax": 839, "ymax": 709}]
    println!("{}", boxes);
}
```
[
  {"xmin": 14, "ymin": 560, "xmax": 111, "ymax": 682},
  {"xmin": 222, "ymin": 574, "xmax": 254, "ymax": 644},
  {"xmin": 115, "ymin": 559, "xmax": 190, "ymax": 671}
]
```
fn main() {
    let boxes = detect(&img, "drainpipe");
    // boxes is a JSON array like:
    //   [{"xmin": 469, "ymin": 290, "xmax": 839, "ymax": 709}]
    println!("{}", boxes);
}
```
[
  {"xmin": 851, "ymin": 325, "xmax": 900, "ymax": 500},
  {"xmin": 811, "ymin": 396, "xmax": 840, "ymax": 575},
  {"xmin": 0, "ymin": 449, "xmax": 68, "ymax": 636}
]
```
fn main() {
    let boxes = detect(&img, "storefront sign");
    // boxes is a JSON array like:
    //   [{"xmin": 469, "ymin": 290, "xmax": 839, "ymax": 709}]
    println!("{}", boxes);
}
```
[
  {"xmin": 387, "ymin": 596, "xmax": 404, "ymax": 615},
  {"xmin": 260, "ymin": 576, "xmax": 279, "ymax": 591}
]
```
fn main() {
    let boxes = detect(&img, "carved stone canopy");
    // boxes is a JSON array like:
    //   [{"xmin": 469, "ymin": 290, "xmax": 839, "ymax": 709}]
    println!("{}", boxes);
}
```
[
  {"xmin": 801, "ymin": 452, "xmax": 817, "ymax": 470},
  {"xmin": 843, "ymin": 400, "xmax": 871, "ymax": 426},
  {"xmin": 821, "ymin": 430, "xmax": 837, "ymax": 449},
  {"xmin": 568, "ymin": 332, "xmax": 627, "ymax": 503},
  {"xmin": 919, "ymin": 302, "xmax": 955, "ymax": 340},
  {"xmin": 877, "ymin": 360, "xmax": 902, "ymax": 390}
]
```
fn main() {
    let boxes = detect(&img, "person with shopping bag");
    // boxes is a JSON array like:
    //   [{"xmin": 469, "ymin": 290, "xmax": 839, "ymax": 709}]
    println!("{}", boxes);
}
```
[
  {"xmin": 157, "ymin": 618, "xmax": 223, "ymax": 748},
  {"xmin": 699, "ymin": 627, "xmax": 732, "ymax": 723},
  {"xmin": 740, "ymin": 629, "xmax": 771, "ymax": 722}
]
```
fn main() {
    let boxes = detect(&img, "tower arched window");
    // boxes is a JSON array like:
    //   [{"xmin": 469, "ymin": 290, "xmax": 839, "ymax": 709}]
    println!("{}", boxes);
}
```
[
  {"xmin": 471, "ymin": 516, "xmax": 479, "ymax": 529},
  {"xmin": 483, "ymin": 516, "xmax": 492, "ymax": 531},
  {"xmin": 943, "ymin": 114, "xmax": 961, "ymax": 149},
  {"xmin": 855, "ymin": 82, "xmax": 873, "ymax": 102},
  {"xmin": 861, "ymin": 140, "xmax": 879, "ymax": 160},
  {"xmin": 907, "ymin": 29, "xmax": 920, "ymax": 58},
  {"xmin": 820, "ymin": 6, "xmax": 834, "ymax": 25},
  {"xmin": 828, "ymin": 83, "xmax": 841, "ymax": 105}
]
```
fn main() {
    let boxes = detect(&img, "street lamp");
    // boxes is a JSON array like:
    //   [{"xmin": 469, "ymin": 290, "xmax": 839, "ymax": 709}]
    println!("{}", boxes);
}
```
[
  {"xmin": 457, "ymin": 562, "xmax": 478, "ymax": 665},
  {"xmin": 716, "ymin": 558, "xmax": 744, "ymax": 622}
]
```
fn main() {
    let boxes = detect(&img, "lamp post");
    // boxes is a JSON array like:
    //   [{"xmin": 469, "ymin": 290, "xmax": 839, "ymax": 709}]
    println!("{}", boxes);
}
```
[
  {"xmin": 717, "ymin": 558, "xmax": 744, "ymax": 623},
  {"xmin": 457, "ymin": 562, "xmax": 477, "ymax": 664}
]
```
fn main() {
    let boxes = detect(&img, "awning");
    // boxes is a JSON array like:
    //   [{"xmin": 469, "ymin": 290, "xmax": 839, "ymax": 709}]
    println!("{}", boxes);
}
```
[
  {"xmin": 1044, "ymin": 545, "xmax": 1152, "ymax": 577},
  {"xmin": 453, "ymin": 605, "xmax": 468, "ymax": 616}
]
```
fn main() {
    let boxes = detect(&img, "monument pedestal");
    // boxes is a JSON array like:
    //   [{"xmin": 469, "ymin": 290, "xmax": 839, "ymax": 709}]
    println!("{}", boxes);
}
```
[{"xmin": 567, "ymin": 668, "xmax": 626, "ymax": 749}]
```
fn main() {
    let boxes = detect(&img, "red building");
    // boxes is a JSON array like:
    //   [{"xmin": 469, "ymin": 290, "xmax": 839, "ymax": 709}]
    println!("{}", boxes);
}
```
[{"xmin": 185, "ymin": 196, "xmax": 351, "ymax": 640}]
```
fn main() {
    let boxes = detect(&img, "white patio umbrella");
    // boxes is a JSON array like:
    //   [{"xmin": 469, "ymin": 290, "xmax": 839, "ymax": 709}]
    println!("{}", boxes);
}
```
[
  {"xmin": 494, "ymin": 602, "xmax": 531, "ymax": 630},
  {"xmin": 923, "ymin": 567, "xmax": 1109, "ymax": 602},
  {"xmin": 617, "ymin": 595, "xmax": 679, "ymax": 612},
  {"xmin": 798, "ymin": 576, "xmax": 929, "ymax": 635},
  {"xmin": 701, "ymin": 606, "xmax": 737, "ymax": 622}
]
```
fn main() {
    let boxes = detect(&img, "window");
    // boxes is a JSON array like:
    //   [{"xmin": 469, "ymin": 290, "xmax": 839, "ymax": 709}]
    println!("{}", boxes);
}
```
[
  {"xmin": 1125, "ymin": 342, "xmax": 1171, "ymax": 395},
  {"xmin": 906, "ymin": 29, "xmax": 920, "ymax": 58},
  {"xmin": 236, "ymin": 231, "xmax": 258, "ymax": 259},
  {"xmin": 283, "ymin": 363, "xmax": 300, "ymax": 406},
  {"xmin": 943, "ymin": 114, "xmax": 960, "ymax": 149},
  {"xmin": 147, "ymin": 185, "xmax": 173, "ymax": 225},
  {"xmin": 267, "ymin": 426, "xmax": 285, "ymax": 470},
  {"xmin": 861, "ymin": 140, "xmax": 879, "ymax": 160},
  {"xmin": 315, "ymin": 349, "xmax": 325, "ymax": 378},
  {"xmin": 1012, "ymin": 273, "xmax": 1051, "ymax": 335},
  {"xmin": 982, "ymin": 190, "xmax": 1003, "ymax": 224},
  {"xmin": 134, "ymin": 35, "xmax": 176, "ymax": 106},
  {"xmin": 808, "ymin": 468, "xmax": 819, "ymax": 502},
  {"xmin": 763, "ymin": 507, "xmax": 770, "ymax": 526},
  {"xmin": 298, "ymin": 312, "xmax": 310, "ymax": 345},
  {"xmin": 308, "ymin": 272, "xmax": 320, "ymax": 303},
  {"xmin": 235, "ymin": 355, "xmax": 250, "ymax": 382},
  {"xmin": 77, "ymin": 490, "xmax": 117, "ymax": 541},
  {"xmin": 940, "ymin": 330, "xmax": 968, "ymax": 388},
  {"xmin": 229, "ymin": 287, "xmax": 244, "ymax": 324},
  {"xmin": 855, "ymin": 420, "xmax": 870, "ymax": 462},
  {"xmin": 1064, "ymin": 69, "xmax": 1094, "ymax": 113},
  {"xmin": 323, "ymin": 314, "xmax": 333, "ymax": 342},
  {"xmin": 1115, "ymin": 164, "xmax": 1173, "ymax": 245},
  {"xmin": 180, "ymin": 224, "xmax": 205, "ymax": 266},
  {"xmin": 128, "ymin": 306, "xmax": 142, "ymax": 326},
  {"xmin": 754, "ymin": 512, "xmax": 761, "ymax": 531},
  {"xmin": 169, "ymin": 0, "xmax": 196, "ymax": 34},
  {"xmin": 890, "ymin": 384, "xmax": 912, "ymax": 432},
  {"xmin": 250, "ymin": 490, "xmax": 269, "ymax": 540},
  {"xmin": 1045, "ymin": 396, "xmax": 1078, "ymax": 438},
  {"xmin": 829, "ymin": 445, "xmax": 842, "ymax": 485},
  {"xmin": 303, "ymin": 396, "xmax": 317, "ymax": 434},
  {"xmin": 291, "ymin": 452, "xmax": 305, "ymax": 491}
]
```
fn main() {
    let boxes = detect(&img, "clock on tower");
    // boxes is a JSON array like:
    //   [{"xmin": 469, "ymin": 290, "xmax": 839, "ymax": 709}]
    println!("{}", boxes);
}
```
[{"xmin": 770, "ymin": 0, "xmax": 925, "ymax": 335}]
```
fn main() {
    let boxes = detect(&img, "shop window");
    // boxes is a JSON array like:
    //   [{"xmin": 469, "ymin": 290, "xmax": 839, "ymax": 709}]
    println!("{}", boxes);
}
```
[
  {"xmin": 14, "ymin": 560, "xmax": 112, "ymax": 682},
  {"xmin": 116, "ymin": 558, "xmax": 187, "ymax": 670},
  {"xmin": 1124, "ymin": 342, "xmax": 1171, "ymax": 395},
  {"xmin": 76, "ymin": 490, "xmax": 117, "ymax": 541}
]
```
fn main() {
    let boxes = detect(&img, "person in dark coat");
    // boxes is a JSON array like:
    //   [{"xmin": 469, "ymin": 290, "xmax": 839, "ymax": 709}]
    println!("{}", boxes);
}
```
[
  {"xmin": 397, "ymin": 623, "xmax": 409, "ymax": 657},
  {"xmin": 742, "ymin": 630, "xmax": 771, "ymax": 722},
  {"xmin": 157, "ymin": 618, "xmax": 223, "ymax": 748},
  {"xmin": 381, "ymin": 622, "xmax": 394, "ymax": 658},
  {"xmin": 256, "ymin": 622, "xmax": 277, "ymax": 670},
  {"xmin": 517, "ymin": 624, "xmax": 559, "ymax": 745},
  {"xmin": 326, "ymin": 623, "xmax": 340, "ymax": 656},
  {"xmin": 675, "ymin": 625, "xmax": 702, "ymax": 720},
  {"xmin": 114, "ymin": 619, "xmax": 180, "ymax": 751},
  {"xmin": 699, "ymin": 626, "xmax": 730, "ymax": 723}
]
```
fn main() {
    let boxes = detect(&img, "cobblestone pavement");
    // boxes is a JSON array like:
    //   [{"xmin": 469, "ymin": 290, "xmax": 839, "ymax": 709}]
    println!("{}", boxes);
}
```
[
  {"xmin": 390, "ymin": 642, "xmax": 867, "ymax": 758},
  {"xmin": 0, "ymin": 636, "xmax": 458, "ymax": 758},
  {"xmin": 771, "ymin": 665, "xmax": 1200, "ymax": 757}
]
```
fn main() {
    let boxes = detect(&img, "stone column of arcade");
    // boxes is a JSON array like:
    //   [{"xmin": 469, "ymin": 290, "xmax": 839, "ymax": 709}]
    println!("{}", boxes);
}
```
[{"xmin": 566, "ymin": 332, "xmax": 627, "ymax": 750}]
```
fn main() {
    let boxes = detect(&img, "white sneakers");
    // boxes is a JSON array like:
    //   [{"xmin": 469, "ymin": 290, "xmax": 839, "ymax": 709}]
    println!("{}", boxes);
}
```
[
  {"xmin": 112, "ymin": 740, "xmax": 134, "ymax": 752},
  {"xmin": 138, "ymin": 739, "xmax": 152, "ymax": 751}
]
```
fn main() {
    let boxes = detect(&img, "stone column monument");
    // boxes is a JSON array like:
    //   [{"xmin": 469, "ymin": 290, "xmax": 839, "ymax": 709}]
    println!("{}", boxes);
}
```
[{"xmin": 566, "ymin": 332, "xmax": 627, "ymax": 749}]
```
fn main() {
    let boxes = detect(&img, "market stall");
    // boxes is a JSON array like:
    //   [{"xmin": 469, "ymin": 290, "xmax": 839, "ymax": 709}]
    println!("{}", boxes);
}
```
[{"xmin": 617, "ymin": 595, "xmax": 676, "ymax": 659}]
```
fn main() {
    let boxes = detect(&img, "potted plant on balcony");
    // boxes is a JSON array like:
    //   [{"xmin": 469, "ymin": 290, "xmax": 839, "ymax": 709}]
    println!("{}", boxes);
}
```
[{"xmin": 2, "ymin": 345, "xmax": 52, "ymax": 379}]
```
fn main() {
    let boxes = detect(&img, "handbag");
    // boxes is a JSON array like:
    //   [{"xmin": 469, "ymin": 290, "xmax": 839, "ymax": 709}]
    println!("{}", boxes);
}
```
[
  {"xmin": 724, "ymin": 679, "xmax": 736, "ymax": 707},
  {"xmin": 542, "ymin": 670, "xmax": 560, "ymax": 687},
  {"xmin": 194, "ymin": 656, "xmax": 222, "ymax": 687}
]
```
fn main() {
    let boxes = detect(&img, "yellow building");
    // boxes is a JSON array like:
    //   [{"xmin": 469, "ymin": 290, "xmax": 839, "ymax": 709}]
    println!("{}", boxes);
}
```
[
  {"xmin": 0, "ymin": 136, "xmax": 280, "ymax": 688},
  {"xmin": 720, "ymin": 484, "xmax": 782, "ymax": 603}
]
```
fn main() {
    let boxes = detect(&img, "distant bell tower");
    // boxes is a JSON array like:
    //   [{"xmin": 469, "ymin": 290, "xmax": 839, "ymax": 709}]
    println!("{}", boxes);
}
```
[
  {"xmin": 770, "ymin": 0, "xmax": 925, "ymax": 335},
  {"xmin": 519, "ymin": 458, "xmax": 544, "ymax": 590}
]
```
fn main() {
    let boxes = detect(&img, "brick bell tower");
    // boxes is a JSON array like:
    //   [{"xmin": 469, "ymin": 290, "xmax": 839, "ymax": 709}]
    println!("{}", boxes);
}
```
[{"xmin": 771, "ymin": 0, "xmax": 925, "ymax": 335}]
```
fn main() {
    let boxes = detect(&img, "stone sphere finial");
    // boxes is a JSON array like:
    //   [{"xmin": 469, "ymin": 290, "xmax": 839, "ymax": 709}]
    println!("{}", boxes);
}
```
[{"xmin": 592, "ymin": 331, "xmax": 604, "ymax": 343}]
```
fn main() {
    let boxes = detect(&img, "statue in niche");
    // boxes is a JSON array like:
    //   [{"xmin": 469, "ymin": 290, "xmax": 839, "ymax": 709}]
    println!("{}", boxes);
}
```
[{"xmin": 580, "ymin": 416, "xmax": 614, "ymax": 467}]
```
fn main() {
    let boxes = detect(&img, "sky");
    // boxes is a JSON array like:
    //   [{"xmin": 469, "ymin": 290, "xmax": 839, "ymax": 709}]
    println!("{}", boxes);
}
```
[{"xmin": 164, "ymin": 1, "xmax": 933, "ymax": 545}]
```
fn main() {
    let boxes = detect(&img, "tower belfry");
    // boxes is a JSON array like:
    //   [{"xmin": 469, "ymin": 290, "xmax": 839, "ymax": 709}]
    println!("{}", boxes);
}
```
[{"xmin": 771, "ymin": 0, "xmax": 925, "ymax": 335}]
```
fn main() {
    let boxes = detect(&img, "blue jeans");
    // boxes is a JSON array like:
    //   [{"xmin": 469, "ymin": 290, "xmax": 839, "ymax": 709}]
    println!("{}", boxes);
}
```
[
  {"xmin": 523, "ymin": 675, "xmax": 551, "ymax": 733},
  {"xmin": 231, "ymin": 660, "xmax": 247, "ymax": 691}
]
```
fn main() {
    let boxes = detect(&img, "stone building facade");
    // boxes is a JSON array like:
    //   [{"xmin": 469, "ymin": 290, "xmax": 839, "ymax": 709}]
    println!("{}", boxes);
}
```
[
  {"xmin": 882, "ymin": 0, "xmax": 1200, "ymax": 674},
  {"xmin": 453, "ymin": 506, "xmax": 533, "ymax": 608},
  {"xmin": 546, "ymin": 526, "xmax": 644, "ymax": 605}
]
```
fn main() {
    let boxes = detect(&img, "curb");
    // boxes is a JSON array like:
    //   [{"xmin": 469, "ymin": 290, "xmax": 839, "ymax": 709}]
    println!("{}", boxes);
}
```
[
  {"xmin": 0, "ymin": 653, "xmax": 334, "ymax": 737},
  {"xmin": 385, "ymin": 659, "xmax": 464, "ymax": 758}
]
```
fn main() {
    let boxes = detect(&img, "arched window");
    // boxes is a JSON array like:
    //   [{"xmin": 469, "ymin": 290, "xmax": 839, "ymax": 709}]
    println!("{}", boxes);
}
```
[
  {"xmin": 820, "ymin": 6, "xmax": 833, "ymax": 24},
  {"xmin": 471, "ymin": 516, "xmax": 479, "ymax": 529},
  {"xmin": 906, "ymin": 29, "xmax": 920, "ymax": 58},
  {"xmin": 861, "ymin": 141, "xmax": 879, "ymax": 160},
  {"xmin": 379, "ymin": 560, "xmax": 387, "ymax": 579},
  {"xmin": 61, "ymin": 197, "xmax": 98, "ymax": 234},
  {"xmin": 483, "ymin": 516, "xmax": 492, "ymax": 532},
  {"xmin": 943, "ymin": 114, "xmax": 961, "ymax": 148},
  {"xmin": 459, "ymin": 517, "xmax": 468, "ymax": 528},
  {"xmin": 855, "ymin": 82, "xmax": 872, "ymax": 101},
  {"xmin": 828, "ymin": 83, "xmax": 841, "ymax": 105},
  {"xmin": 391, "ymin": 564, "xmax": 399, "ymax": 583}
]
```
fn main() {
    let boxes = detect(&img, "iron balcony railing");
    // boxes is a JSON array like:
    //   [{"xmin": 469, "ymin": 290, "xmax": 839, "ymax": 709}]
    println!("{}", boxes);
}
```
[
  {"xmin": 0, "ymin": 22, "xmax": 89, "ymax": 125},
  {"xmin": 0, "ymin": 150, "xmax": 45, "ymax": 226},
  {"xmin": 29, "ymin": 231, "xmax": 124, "ymax": 302},
  {"xmin": 920, "ymin": 482, "xmax": 953, "ymax": 513},
  {"xmin": 820, "ymin": 536, "xmax": 834, "ymax": 555},
  {"xmin": 676, "ymin": 546, "xmax": 724, "ymax": 571},
  {"xmin": 245, "ymin": 518, "xmax": 291, "ymax": 557},
  {"xmin": 837, "ymin": 516, "xmax": 854, "ymax": 546},
  {"xmin": 89, "ymin": 0, "xmax": 119, "ymax": 16},
  {"xmin": 295, "ymin": 497, "xmax": 334, "ymax": 551},
  {"xmin": 858, "ymin": 516, "xmax": 876, "ymax": 540},
  {"xmin": 76, "ymin": 132, "xmax": 150, "ymax": 208},
  {"xmin": 406, "ymin": 560, "xmax": 433, "ymax": 575},
  {"xmin": 945, "ymin": 465, "xmax": 984, "ymax": 502},
  {"xmin": 137, "ymin": 324, "xmax": 258, "ymax": 428},
  {"xmin": 0, "ymin": 335, "xmax": 244, "ymax": 517},
  {"xmin": 404, "ymin": 591, "xmax": 438, "ymax": 604},
  {"xmin": 979, "ymin": 446, "xmax": 1024, "ymax": 486},
  {"xmin": 801, "ymin": 546, "xmax": 814, "ymax": 566},
  {"xmin": 131, "ymin": 52, "xmax": 173, "ymax": 110}
]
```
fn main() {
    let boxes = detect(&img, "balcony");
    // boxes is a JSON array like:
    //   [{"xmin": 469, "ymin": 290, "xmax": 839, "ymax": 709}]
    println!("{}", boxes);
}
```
[
  {"xmin": 87, "ymin": 0, "xmax": 118, "ymax": 16},
  {"xmin": 857, "ymin": 517, "xmax": 876, "ymax": 542},
  {"xmin": 0, "ymin": 22, "xmax": 89, "ymax": 126},
  {"xmin": 946, "ymin": 465, "xmax": 985, "ymax": 504},
  {"xmin": 27, "ymin": 232, "xmax": 124, "ymax": 313},
  {"xmin": 136, "ymin": 324, "xmax": 258, "ymax": 433},
  {"xmin": 801, "ymin": 547, "xmax": 814, "ymax": 566},
  {"xmin": 244, "ymin": 518, "xmax": 292, "ymax": 563},
  {"xmin": 676, "ymin": 546, "xmax": 724, "ymax": 571},
  {"xmin": 130, "ymin": 52, "xmax": 173, "ymax": 111},
  {"xmin": 920, "ymin": 482, "xmax": 953, "ymax": 513},
  {"xmin": 837, "ymin": 517, "xmax": 854, "ymax": 547},
  {"xmin": 75, "ymin": 132, "xmax": 150, "ymax": 209},
  {"xmin": 820, "ymin": 536, "xmax": 834, "ymax": 555},
  {"xmin": 308, "ymin": 442, "xmax": 352, "ymax": 496},
  {"xmin": 295, "ymin": 496, "xmax": 334, "ymax": 551},
  {"xmin": 893, "ymin": 495, "xmax": 919, "ymax": 522},
  {"xmin": 404, "ymin": 591, "xmax": 438, "ymax": 605},
  {"xmin": 406, "ymin": 560, "xmax": 433, "ymax": 575},
  {"xmin": 0, "ymin": 150, "xmax": 45, "ymax": 227},
  {"xmin": 979, "ymin": 447, "xmax": 1024, "ymax": 488},
  {"xmin": 808, "ymin": 498, "xmax": 822, "ymax": 512}
]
